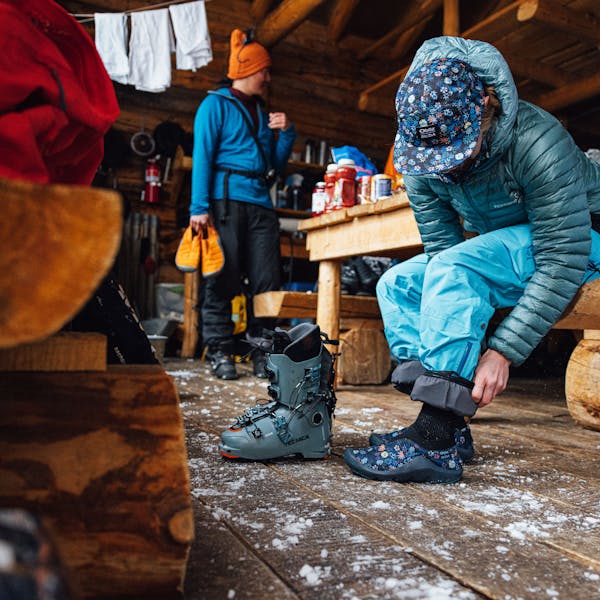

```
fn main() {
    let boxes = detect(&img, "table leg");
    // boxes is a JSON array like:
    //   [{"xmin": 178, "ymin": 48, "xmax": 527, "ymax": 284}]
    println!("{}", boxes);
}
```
[{"xmin": 316, "ymin": 260, "xmax": 341, "ymax": 346}]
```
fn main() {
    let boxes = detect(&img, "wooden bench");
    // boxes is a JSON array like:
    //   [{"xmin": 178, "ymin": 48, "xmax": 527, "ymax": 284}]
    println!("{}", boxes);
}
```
[
  {"xmin": 0, "ymin": 178, "xmax": 193, "ymax": 598},
  {"xmin": 254, "ymin": 279, "xmax": 600, "ymax": 430},
  {"xmin": 552, "ymin": 277, "xmax": 600, "ymax": 431},
  {"xmin": 254, "ymin": 290, "xmax": 391, "ymax": 385}
]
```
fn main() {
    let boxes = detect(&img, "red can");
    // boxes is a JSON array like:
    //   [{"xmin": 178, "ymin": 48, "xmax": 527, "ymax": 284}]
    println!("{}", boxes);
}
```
[{"xmin": 358, "ymin": 175, "xmax": 372, "ymax": 204}]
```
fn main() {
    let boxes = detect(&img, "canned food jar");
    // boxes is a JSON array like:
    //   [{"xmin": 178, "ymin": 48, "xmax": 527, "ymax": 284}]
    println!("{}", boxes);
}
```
[
  {"xmin": 358, "ymin": 175, "xmax": 372, "ymax": 204},
  {"xmin": 371, "ymin": 174, "xmax": 392, "ymax": 201},
  {"xmin": 323, "ymin": 163, "xmax": 338, "ymax": 213},
  {"xmin": 311, "ymin": 182, "xmax": 326, "ymax": 216},
  {"xmin": 336, "ymin": 158, "xmax": 357, "ymax": 208}
]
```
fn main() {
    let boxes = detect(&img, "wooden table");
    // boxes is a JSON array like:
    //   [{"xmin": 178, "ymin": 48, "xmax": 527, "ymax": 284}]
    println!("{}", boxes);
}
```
[{"xmin": 297, "ymin": 193, "xmax": 423, "ymax": 346}]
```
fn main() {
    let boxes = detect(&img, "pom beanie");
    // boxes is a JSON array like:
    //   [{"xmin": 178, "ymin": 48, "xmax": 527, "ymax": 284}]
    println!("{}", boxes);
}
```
[{"xmin": 227, "ymin": 29, "xmax": 271, "ymax": 80}]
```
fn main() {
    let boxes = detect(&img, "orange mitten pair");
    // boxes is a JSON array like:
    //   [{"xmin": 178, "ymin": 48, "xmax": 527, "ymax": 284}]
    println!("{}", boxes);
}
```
[{"xmin": 175, "ymin": 225, "xmax": 224, "ymax": 277}]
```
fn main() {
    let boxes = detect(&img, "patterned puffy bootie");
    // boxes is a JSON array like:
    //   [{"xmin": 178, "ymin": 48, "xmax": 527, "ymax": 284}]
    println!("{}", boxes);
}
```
[
  {"xmin": 369, "ymin": 424, "xmax": 474, "ymax": 463},
  {"xmin": 345, "ymin": 403, "xmax": 466, "ymax": 483},
  {"xmin": 343, "ymin": 440, "xmax": 462, "ymax": 483},
  {"xmin": 219, "ymin": 323, "xmax": 337, "ymax": 460}
]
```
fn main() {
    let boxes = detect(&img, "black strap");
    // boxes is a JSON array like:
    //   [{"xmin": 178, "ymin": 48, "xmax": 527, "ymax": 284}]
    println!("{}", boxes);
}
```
[
  {"xmin": 228, "ymin": 98, "xmax": 272, "ymax": 179},
  {"xmin": 212, "ymin": 93, "xmax": 275, "ymax": 223}
]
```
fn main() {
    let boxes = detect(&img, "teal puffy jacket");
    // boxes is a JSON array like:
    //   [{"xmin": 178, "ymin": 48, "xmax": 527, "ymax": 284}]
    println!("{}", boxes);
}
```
[{"xmin": 402, "ymin": 37, "xmax": 600, "ymax": 365}]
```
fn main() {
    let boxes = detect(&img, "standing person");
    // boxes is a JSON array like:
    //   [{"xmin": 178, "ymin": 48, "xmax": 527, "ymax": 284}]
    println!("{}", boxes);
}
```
[
  {"xmin": 344, "ymin": 36, "xmax": 600, "ymax": 483},
  {"xmin": 190, "ymin": 28, "xmax": 295, "ymax": 380}
]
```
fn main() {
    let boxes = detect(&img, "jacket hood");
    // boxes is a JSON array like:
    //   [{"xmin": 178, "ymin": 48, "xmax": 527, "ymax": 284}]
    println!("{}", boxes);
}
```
[{"xmin": 405, "ymin": 37, "xmax": 519, "ymax": 162}]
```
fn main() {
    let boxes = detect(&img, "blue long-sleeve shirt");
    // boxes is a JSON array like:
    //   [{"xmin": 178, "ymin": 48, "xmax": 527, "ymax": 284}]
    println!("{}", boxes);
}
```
[{"xmin": 190, "ymin": 88, "xmax": 296, "ymax": 215}]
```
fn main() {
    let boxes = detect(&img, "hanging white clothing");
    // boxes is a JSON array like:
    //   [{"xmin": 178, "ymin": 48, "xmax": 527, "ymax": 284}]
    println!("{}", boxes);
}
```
[
  {"xmin": 169, "ymin": 0, "xmax": 213, "ymax": 71},
  {"xmin": 128, "ymin": 8, "xmax": 172, "ymax": 93},
  {"xmin": 94, "ymin": 13, "xmax": 129, "ymax": 84}
]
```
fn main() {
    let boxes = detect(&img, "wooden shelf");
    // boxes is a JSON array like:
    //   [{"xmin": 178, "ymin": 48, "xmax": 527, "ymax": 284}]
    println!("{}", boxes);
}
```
[
  {"xmin": 287, "ymin": 159, "xmax": 327, "ymax": 173},
  {"xmin": 275, "ymin": 207, "xmax": 312, "ymax": 219}
]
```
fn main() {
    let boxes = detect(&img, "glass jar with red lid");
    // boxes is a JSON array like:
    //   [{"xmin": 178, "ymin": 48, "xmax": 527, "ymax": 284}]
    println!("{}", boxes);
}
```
[
  {"xmin": 336, "ymin": 158, "xmax": 357, "ymax": 208},
  {"xmin": 323, "ymin": 163, "xmax": 338, "ymax": 213}
]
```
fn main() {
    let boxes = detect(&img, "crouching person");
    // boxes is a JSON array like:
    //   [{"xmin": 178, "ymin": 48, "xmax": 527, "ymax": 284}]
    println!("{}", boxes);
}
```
[{"xmin": 344, "ymin": 36, "xmax": 600, "ymax": 483}]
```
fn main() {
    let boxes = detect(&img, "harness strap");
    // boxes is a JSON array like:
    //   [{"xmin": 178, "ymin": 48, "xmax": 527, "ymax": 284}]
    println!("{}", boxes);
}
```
[{"xmin": 215, "ymin": 167, "xmax": 266, "ymax": 222}]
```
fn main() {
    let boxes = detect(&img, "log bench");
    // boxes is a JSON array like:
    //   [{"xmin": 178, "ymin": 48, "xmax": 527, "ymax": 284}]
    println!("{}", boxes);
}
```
[
  {"xmin": 253, "ymin": 290, "xmax": 391, "ymax": 385},
  {"xmin": 254, "ymin": 274, "xmax": 600, "ymax": 430},
  {"xmin": 0, "ymin": 177, "xmax": 193, "ymax": 598}
]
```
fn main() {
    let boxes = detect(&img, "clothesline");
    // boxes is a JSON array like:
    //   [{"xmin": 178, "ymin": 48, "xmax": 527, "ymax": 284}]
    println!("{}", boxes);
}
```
[
  {"xmin": 92, "ymin": 0, "xmax": 213, "ymax": 91},
  {"xmin": 73, "ymin": 0, "xmax": 210, "ymax": 24}
]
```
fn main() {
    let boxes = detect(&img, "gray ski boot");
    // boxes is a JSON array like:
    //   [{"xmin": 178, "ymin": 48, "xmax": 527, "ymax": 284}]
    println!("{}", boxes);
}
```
[{"xmin": 218, "ymin": 323, "xmax": 337, "ymax": 460}]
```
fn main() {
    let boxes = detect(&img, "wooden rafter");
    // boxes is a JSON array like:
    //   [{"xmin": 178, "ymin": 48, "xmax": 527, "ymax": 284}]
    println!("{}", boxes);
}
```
[
  {"xmin": 328, "ymin": 0, "xmax": 360, "ymax": 42},
  {"xmin": 390, "ymin": 17, "xmax": 432, "ymax": 60},
  {"xmin": 358, "ymin": 67, "xmax": 409, "ymax": 112},
  {"xmin": 460, "ymin": 0, "xmax": 525, "ymax": 39},
  {"xmin": 517, "ymin": 0, "xmax": 600, "ymax": 44},
  {"xmin": 500, "ymin": 51, "xmax": 575, "ymax": 88},
  {"xmin": 357, "ymin": 0, "xmax": 442, "ymax": 61},
  {"xmin": 251, "ymin": 0, "xmax": 275, "ymax": 21},
  {"xmin": 255, "ymin": 0, "xmax": 327, "ymax": 47},
  {"xmin": 443, "ymin": 0, "xmax": 460, "ymax": 36},
  {"xmin": 535, "ymin": 70, "xmax": 600, "ymax": 112},
  {"xmin": 358, "ymin": 0, "xmax": 525, "ymax": 114}
]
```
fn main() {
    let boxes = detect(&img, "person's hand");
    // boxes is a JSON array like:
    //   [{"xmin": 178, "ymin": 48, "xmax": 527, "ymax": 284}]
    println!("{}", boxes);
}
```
[
  {"xmin": 472, "ymin": 349, "xmax": 511, "ymax": 408},
  {"xmin": 268, "ymin": 112, "xmax": 290, "ymax": 131},
  {"xmin": 189, "ymin": 213, "xmax": 211, "ymax": 234}
]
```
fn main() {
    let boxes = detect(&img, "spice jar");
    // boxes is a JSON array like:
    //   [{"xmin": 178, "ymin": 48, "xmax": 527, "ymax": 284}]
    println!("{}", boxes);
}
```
[
  {"xmin": 323, "ymin": 163, "xmax": 338, "ymax": 213},
  {"xmin": 311, "ymin": 181, "xmax": 326, "ymax": 217},
  {"xmin": 336, "ymin": 158, "xmax": 357, "ymax": 208}
]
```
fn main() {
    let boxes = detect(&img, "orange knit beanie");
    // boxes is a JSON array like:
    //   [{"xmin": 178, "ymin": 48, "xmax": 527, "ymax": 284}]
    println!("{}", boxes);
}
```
[{"xmin": 227, "ymin": 29, "xmax": 271, "ymax": 80}]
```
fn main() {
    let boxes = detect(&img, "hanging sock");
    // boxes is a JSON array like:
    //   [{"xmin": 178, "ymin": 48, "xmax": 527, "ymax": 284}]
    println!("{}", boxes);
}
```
[
  {"xmin": 169, "ymin": 0, "xmax": 213, "ymax": 71},
  {"xmin": 128, "ymin": 8, "xmax": 172, "ymax": 93},
  {"xmin": 94, "ymin": 13, "xmax": 129, "ymax": 84}
]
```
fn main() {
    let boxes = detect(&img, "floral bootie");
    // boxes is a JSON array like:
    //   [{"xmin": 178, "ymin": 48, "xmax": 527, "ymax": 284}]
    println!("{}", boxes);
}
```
[{"xmin": 344, "ymin": 439, "xmax": 462, "ymax": 483}]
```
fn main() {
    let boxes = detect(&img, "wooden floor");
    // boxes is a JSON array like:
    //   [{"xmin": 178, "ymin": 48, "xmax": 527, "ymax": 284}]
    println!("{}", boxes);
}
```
[{"xmin": 164, "ymin": 357, "xmax": 600, "ymax": 600}]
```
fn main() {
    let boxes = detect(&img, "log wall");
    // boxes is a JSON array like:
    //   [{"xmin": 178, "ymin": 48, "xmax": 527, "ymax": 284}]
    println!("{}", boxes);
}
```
[{"xmin": 60, "ymin": 0, "xmax": 398, "ymax": 298}]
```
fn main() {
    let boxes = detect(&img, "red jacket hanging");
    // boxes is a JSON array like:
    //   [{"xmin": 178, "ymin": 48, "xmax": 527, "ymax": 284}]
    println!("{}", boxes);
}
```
[{"xmin": 0, "ymin": 0, "xmax": 119, "ymax": 185}]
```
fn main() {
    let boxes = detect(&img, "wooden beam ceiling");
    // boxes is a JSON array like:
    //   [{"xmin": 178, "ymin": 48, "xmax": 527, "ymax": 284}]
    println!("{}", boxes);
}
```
[
  {"xmin": 358, "ymin": 0, "xmax": 442, "ymax": 61},
  {"xmin": 328, "ymin": 0, "xmax": 360, "ymax": 42},
  {"xmin": 517, "ymin": 0, "xmax": 600, "ymax": 45},
  {"xmin": 443, "ymin": 0, "xmax": 460, "ymax": 36},
  {"xmin": 500, "ymin": 51, "xmax": 575, "ymax": 88},
  {"xmin": 535, "ymin": 70, "xmax": 600, "ymax": 112},
  {"xmin": 390, "ymin": 17, "xmax": 432, "ymax": 61},
  {"xmin": 358, "ymin": 0, "xmax": 600, "ymax": 117},
  {"xmin": 251, "ymin": 0, "xmax": 275, "ymax": 21},
  {"xmin": 255, "ymin": 0, "xmax": 327, "ymax": 47}
]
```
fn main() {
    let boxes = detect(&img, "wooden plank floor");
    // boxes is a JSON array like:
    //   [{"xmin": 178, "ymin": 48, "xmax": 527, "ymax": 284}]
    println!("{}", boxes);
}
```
[{"xmin": 164, "ymin": 358, "xmax": 600, "ymax": 600}]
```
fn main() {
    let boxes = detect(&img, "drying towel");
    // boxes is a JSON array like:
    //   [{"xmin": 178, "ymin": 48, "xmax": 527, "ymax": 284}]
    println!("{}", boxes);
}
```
[
  {"xmin": 128, "ymin": 8, "xmax": 172, "ymax": 93},
  {"xmin": 169, "ymin": 0, "xmax": 212, "ymax": 71},
  {"xmin": 94, "ymin": 13, "xmax": 129, "ymax": 84}
]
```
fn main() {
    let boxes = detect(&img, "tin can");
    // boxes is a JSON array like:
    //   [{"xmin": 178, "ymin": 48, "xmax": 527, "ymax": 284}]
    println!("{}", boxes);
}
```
[
  {"xmin": 358, "ymin": 175, "xmax": 372, "ymax": 204},
  {"xmin": 371, "ymin": 174, "xmax": 392, "ymax": 200}
]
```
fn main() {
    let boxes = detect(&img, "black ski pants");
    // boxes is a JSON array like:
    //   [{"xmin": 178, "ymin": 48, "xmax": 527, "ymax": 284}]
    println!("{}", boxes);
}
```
[{"xmin": 202, "ymin": 199, "xmax": 281, "ymax": 349}]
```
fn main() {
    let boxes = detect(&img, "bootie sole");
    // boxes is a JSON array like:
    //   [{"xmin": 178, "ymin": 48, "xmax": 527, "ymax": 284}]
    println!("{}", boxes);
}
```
[
  {"xmin": 218, "ymin": 442, "xmax": 329, "ymax": 461},
  {"xmin": 343, "ymin": 449, "xmax": 462, "ymax": 484}
]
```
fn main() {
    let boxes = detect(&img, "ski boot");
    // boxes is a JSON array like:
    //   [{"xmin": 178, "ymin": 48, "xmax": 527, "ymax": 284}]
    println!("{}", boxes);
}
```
[{"xmin": 218, "ymin": 323, "xmax": 337, "ymax": 460}]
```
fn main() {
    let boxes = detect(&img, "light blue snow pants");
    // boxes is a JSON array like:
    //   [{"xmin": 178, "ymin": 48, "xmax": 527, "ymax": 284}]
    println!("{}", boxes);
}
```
[{"xmin": 377, "ymin": 224, "xmax": 600, "ymax": 381}]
